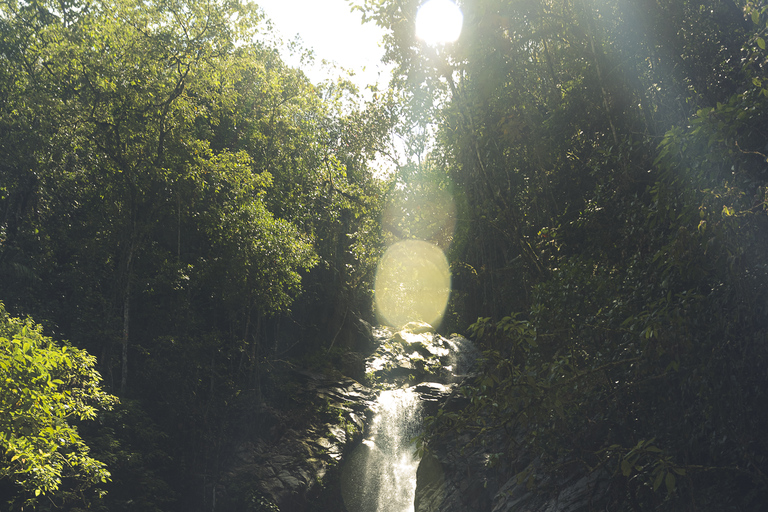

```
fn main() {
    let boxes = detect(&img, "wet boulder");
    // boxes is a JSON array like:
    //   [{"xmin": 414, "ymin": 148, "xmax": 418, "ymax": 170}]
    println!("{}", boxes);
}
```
[{"xmin": 365, "ymin": 323, "xmax": 478, "ymax": 387}]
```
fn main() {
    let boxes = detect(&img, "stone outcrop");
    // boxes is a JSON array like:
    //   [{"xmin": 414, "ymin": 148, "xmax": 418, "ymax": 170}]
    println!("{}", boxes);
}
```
[
  {"xmin": 219, "ymin": 374, "xmax": 375, "ymax": 511},
  {"xmin": 415, "ymin": 435, "xmax": 609, "ymax": 512},
  {"xmin": 414, "ymin": 425, "xmax": 506, "ymax": 512},
  {"xmin": 366, "ymin": 322, "xmax": 478, "ymax": 388},
  {"xmin": 413, "ymin": 400, "xmax": 610, "ymax": 512}
]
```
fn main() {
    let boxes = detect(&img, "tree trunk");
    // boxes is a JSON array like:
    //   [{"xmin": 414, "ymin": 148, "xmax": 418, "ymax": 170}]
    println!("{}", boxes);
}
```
[{"xmin": 120, "ymin": 241, "xmax": 134, "ymax": 396}]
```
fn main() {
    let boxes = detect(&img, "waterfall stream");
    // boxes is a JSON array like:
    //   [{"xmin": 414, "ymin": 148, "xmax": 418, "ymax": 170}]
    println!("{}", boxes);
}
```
[
  {"xmin": 366, "ymin": 389, "xmax": 422, "ymax": 512},
  {"xmin": 341, "ymin": 325, "xmax": 477, "ymax": 512},
  {"xmin": 342, "ymin": 388, "xmax": 422, "ymax": 512}
]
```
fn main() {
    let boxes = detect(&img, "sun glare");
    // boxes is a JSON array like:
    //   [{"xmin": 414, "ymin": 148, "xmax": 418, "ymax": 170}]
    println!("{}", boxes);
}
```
[
  {"xmin": 374, "ymin": 240, "xmax": 451, "ymax": 328},
  {"xmin": 415, "ymin": 0, "xmax": 463, "ymax": 45}
]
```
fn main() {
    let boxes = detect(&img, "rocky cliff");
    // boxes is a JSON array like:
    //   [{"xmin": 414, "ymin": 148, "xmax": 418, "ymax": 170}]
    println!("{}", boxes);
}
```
[{"xmin": 216, "ymin": 322, "xmax": 603, "ymax": 512}]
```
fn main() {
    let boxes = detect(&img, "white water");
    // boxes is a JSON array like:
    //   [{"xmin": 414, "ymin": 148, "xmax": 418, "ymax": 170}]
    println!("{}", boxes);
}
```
[
  {"xmin": 342, "ymin": 388, "xmax": 422, "ymax": 512},
  {"xmin": 342, "ymin": 329, "xmax": 477, "ymax": 512}
]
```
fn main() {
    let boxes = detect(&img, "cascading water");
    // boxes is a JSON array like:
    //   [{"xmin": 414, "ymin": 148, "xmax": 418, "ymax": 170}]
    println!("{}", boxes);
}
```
[
  {"xmin": 369, "ymin": 389, "xmax": 422, "ymax": 512},
  {"xmin": 342, "ymin": 388, "xmax": 422, "ymax": 512},
  {"xmin": 342, "ymin": 324, "xmax": 477, "ymax": 512}
]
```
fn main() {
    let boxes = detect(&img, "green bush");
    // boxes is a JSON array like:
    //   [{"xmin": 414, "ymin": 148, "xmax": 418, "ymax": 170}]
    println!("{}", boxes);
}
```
[{"xmin": 0, "ymin": 303, "xmax": 118, "ymax": 509}]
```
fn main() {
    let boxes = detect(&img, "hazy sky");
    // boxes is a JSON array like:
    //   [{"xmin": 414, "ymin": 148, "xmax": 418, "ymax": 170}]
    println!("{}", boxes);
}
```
[{"xmin": 255, "ymin": 0, "xmax": 391, "ymax": 88}]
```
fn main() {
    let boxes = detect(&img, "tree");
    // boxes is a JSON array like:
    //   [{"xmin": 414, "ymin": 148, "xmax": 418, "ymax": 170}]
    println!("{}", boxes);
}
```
[
  {"xmin": 0, "ymin": 0, "xmax": 327, "ymax": 394},
  {"xmin": 0, "ymin": 0, "xmax": 393, "ymax": 507},
  {"xmin": 356, "ymin": 0, "xmax": 751, "ymax": 321},
  {"xmin": 0, "ymin": 303, "xmax": 117, "ymax": 510},
  {"xmin": 363, "ymin": 0, "xmax": 768, "ymax": 509}
]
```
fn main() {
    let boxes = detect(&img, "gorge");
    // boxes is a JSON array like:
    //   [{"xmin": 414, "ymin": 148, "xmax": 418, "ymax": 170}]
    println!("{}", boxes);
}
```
[
  {"xmin": 218, "ymin": 321, "xmax": 606, "ymax": 512},
  {"xmin": 219, "ymin": 321, "xmax": 481, "ymax": 511}
]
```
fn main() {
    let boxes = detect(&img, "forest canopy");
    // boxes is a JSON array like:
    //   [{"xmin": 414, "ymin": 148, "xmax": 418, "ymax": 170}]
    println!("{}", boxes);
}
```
[
  {"xmin": 0, "ymin": 0, "xmax": 391, "ymax": 507},
  {"xmin": 2, "ymin": 0, "xmax": 768, "ymax": 510},
  {"xmin": 353, "ymin": 0, "xmax": 768, "ymax": 509}
]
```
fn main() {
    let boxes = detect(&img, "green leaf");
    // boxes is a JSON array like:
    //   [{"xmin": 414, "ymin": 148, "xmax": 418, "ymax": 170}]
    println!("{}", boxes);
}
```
[
  {"xmin": 758, "ymin": 37, "xmax": 766, "ymax": 50},
  {"xmin": 665, "ymin": 472, "xmax": 676, "ymax": 494},
  {"xmin": 0, "ymin": 304, "xmax": 117, "ymax": 501},
  {"xmin": 621, "ymin": 459, "xmax": 632, "ymax": 476}
]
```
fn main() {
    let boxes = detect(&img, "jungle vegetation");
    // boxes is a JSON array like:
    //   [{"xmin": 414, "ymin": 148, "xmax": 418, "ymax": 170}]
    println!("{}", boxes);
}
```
[
  {"xmin": 2, "ymin": 0, "xmax": 768, "ymax": 510},
  {"xmin": 356, "ymin": 0, "xmax": 768, "ymax": 509}
]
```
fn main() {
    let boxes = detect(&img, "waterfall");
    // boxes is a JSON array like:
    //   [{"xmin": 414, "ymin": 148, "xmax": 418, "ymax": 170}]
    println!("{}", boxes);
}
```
[
  {"xmin": 366, "ymin": 389, "xmax": 422, "ymax": 512},
  {"xmin": 342, "ymin": 388, "xmax": 422, "ymax": 512},
  {"xmin": 444, "ymin": 334, "xmax": 480, "ymax": 382},
  {"xmin": 341, "ymin": 325, "xmax": 477, "ymax": 512}
]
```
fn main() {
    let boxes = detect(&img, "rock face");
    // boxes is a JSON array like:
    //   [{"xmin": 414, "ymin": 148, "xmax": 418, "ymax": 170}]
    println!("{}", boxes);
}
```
[
  {"xmin": 366, "ymin": 324, "xmax": 478, "ymax": 389},
  {"xmin": 219, "ymin": 374, "xmax": 375, "ymax": 512},
  {"xmin": 413, "ymin": 427, "xmax": 504, "ymax": 512},
  {"xmin": 415, "ymin": 439, "xmax": 610, "ymax": 512},
  {"xmin": 412, "ymin": 403, "xmax": 610, "ymax": 512},
  {"xmin": 413, "ymin": 423, "xmax": 610, "ymax": 512}
]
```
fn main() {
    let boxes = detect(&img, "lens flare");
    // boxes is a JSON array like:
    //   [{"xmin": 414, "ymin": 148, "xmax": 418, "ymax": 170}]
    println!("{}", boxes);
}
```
[
  {"xmin": 415, "ymin": 0, "xmax": 463, "ymax": 45},
  {"xmin": 374, "ymin": 240, "xmax": 451, "ymax": 328}
]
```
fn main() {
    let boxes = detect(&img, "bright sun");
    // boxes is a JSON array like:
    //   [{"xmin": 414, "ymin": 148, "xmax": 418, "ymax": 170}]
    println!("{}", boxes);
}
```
[{"xmin": 415, "ymin": 0, "xmax": 463, "ymax": 45}]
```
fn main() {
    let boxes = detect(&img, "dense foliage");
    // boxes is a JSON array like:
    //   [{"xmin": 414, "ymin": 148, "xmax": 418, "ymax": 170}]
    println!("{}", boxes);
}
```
[
  {"xmin": 0, "ymin": 0, "xmax": 392, "ymax": 508},
  {"xmin": 4, "ymin": 0, "xmax": 768, "ymax": 509},
  {"xmin": 358, "ymin": 0, "xmax": 768, "ymax": 509},
  {"xmin": 0, "ymin": 303, "xmax": 117, "ymax": 509}
]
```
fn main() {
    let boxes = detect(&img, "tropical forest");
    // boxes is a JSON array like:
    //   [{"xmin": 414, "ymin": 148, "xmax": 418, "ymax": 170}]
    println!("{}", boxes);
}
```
[{"xmin": 1, "ymin": 0, "xmax": 768, "ymax": 510}]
